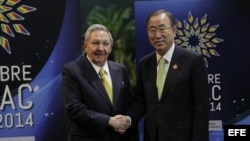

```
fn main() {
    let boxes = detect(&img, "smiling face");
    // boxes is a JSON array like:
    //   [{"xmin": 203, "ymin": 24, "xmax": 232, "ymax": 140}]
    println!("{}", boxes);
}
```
[
  {"xmin": 84, "ymin": 30, "xmax": 112, "ymax": 67},
  {"xmin": 147, "ymin": 13, "xmax": 176, "ymax": 56}
]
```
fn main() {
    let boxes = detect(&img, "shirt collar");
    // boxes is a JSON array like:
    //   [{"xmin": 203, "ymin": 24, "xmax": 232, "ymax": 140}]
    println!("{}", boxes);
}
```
[
  {"xmin": 156, "ymin": 43, "xmax": 175, "ymax": 64},
  {"xmin": 87, "ymin": 55, "xmax": 109, "ymax": 75}
]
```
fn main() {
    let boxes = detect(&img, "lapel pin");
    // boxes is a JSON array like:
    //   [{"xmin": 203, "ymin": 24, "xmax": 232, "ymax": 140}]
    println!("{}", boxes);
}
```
[{"xmin": 172, "ymin": 64, "xmax": 178, "ymax": 70}]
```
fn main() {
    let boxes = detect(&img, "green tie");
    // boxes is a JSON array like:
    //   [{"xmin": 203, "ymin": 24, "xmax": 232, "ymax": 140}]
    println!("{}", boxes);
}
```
[
  {"xmin": 99, "ymin": 68, "xmax": 113, "ymax": 104},
  {"xmin": 156, "ymin": 58, "xmax": 167, "ymax": 100}
]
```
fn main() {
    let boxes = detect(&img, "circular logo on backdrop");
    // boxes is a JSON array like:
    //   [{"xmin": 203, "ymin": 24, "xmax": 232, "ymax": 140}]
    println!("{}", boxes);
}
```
[
  {"xmin": 175, "ymin": 11, "xmax": 224, "ymax": 68},
  {"xmin": 0, "ymin": 0, "xmax": 66, "ymax": 92}
]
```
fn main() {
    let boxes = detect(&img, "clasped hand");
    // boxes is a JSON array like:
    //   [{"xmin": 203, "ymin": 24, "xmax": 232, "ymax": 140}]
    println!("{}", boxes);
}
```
[{"xmin": 109, "ymin": 115, "xmax": 131, "ymax": 134}]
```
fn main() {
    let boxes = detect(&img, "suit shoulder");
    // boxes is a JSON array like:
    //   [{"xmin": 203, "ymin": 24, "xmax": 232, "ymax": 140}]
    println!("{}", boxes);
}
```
[
  {"xmin": 108, "ymin": 60, "xmax": 127, "ymax": 71},
  {"xmin": 63, "ymin": 61, "xmax": 75, "ymax": 70},
  {"xmin": 108, "ymin": 60, "xmax": 125, "ymax": 67},
  {"xmin": 139, "ymin": 52, "xmax": 155, "ymax": 64},
  {"xmin": 63, "ymin": 56, "xmax": 84, "ymax": 69},
  {"xmin": 62, "ymin": 56, "xmax": 85, "ymax": 75},
  {"xmin": 176, "ymin": 46, "xmax": 206, "ymax": 67},
  {"xmin": 63, "ymin": 61, "xmax": 76, "ymax": 67},
  {"xmin": 62, "ymin": 60, "xmax": 80, "ymax": 72},
  {"xmin": 176, "ymin": 46, "xmax": 202, "ymax": 58}
]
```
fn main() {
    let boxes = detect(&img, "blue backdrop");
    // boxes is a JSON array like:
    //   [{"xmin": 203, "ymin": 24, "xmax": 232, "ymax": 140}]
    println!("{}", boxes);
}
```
[{"xmin": 0, "ymin": 0, "xmax": 81, "ymax": 140}]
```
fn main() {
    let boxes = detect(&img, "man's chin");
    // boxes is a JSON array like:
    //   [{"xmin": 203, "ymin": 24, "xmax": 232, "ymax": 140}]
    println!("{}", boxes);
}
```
[
  {"xmin": 154, "ymin": 44, "xmax": 166, "ymax": 49},
  {"xmin": 94, "ymin": 55, "xmax": 106, "ymax": 59},
  {"xmin": 93, "ymin": 57, "xmax": 107, "ymax": 64}
]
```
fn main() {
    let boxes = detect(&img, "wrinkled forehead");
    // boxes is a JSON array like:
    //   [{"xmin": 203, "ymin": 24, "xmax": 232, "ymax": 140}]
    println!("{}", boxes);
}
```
[{"xmin": 89, "ymin": 30, "xmax": 111, "ymax": 41}]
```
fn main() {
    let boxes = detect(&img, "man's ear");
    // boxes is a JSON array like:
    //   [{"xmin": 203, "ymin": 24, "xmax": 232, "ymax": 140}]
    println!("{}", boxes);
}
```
[
  {"xmin": 83, "ymin": 41, "xmax": 87, "ymax": 49},
  {"xmin": 109, "ymin": 43, "xmax": 113, "ymax": 52}
]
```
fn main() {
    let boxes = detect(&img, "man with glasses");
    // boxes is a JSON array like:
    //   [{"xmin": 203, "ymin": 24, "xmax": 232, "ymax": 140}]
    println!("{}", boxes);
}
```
[
  {"xmin": 129, "ymin": 9, "xmax": 209, "ymax": 141},
  {"xmin": 61, "ymin": 24, "xmax": 138, "ymax": 141}
]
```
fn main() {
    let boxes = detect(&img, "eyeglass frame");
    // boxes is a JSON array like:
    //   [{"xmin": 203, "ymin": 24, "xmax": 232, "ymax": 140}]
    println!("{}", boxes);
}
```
[
  {"xmin": 87, "ymin": 40, "xmax": 112, "ymax": 48},
  {"xmin": 147, "ymin": 26, "xmax": 175, "ymax": 35}
]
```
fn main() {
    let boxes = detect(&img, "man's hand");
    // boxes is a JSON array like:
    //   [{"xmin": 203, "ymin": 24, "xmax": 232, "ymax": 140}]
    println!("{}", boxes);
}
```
[{"xmin": 108, "ymin": 115, "xmax": 131, "ymax": 134}]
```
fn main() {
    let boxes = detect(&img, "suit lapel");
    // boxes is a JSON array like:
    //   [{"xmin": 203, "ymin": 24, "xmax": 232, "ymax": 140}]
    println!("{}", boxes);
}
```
[
  {"xmin": 145, "ymin": 53, "xmax": 159, "ymax": 102},
  {"xmin": 151, "ymin": 56, "xmax": 158, "ymax": 101},
  {"xmin": 108, "ymin": 62, "xmax": 121, "ymax": 107},
  {"xmin": 79, "ymin": 56, "xmax": 112, "ymax": 106},
  {"xmin": 161, "ymin": 46, "xmax": 184, "ymax": 100}
]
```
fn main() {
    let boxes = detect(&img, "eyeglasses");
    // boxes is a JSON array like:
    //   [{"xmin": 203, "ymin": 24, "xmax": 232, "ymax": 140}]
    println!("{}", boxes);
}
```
[
  {"xmin": 148, "ymin": 26, "xmax": 173, "ymax": 35},
  {"xmin": 90, "ymin": 41, "xmax": 111, "ymax": 47}
]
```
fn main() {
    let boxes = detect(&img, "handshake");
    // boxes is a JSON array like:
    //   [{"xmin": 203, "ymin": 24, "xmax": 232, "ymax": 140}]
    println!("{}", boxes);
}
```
[{"xmin": 108, "ymin": 115, "xmax": 131, "ymax": 134}]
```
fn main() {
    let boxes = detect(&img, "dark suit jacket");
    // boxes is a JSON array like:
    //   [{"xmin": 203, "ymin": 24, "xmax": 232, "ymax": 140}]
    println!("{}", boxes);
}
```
[
  {"xmin": 61, "ymin": 55, "xmax": 138, "ymax": 141},
  {"xmin": 132, "ymin": 46, "xmax": 209, "ymax": 141}
]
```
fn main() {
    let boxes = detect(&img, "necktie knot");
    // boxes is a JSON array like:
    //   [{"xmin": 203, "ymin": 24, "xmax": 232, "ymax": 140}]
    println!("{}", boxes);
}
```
[
  {"xmin": 99, "ymin": 68, "xmax": 105, "ymax": 78},
  {"xmin": 158, "ymin": 57, "xmax": 166, "ymax": 68}
]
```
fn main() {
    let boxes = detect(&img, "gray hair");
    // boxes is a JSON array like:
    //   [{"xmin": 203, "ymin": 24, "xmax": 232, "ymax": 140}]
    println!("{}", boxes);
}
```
[
  {"xmin": 84, "ymin": 24, "xmax": 113, "ymax": 43},
  {"xmin": 146, "ymin": 9, "xmax": 176, "ymax": 27}
]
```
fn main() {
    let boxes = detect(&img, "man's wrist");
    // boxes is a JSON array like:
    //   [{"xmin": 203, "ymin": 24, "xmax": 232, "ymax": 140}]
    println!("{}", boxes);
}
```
[{"xmin": 126, "ymin": 116, "xmax": 132, "ymax": 127}]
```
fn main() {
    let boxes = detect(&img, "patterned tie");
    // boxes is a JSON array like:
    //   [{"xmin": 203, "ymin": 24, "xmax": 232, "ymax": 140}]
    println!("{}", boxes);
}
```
[
  {"xmin": 99, "ymin": 68, "xmax": 113, "ymax": 104},
  {"xmin": 156, "ymin": 57, "xmax": 167, "ymax": 100}
]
